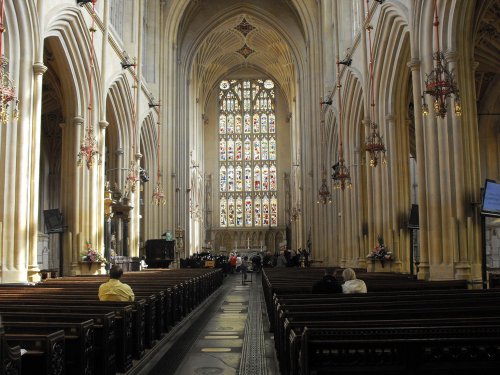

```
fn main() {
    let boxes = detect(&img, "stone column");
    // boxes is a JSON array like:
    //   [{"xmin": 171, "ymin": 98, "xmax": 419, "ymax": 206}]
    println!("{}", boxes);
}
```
[
  {"xmin": 71, "ymin": 116, "xmax": 85, "ymax": 275},
  {"xmin": 27, "ymin": 62, "xmax": 48, "ymax": 282},
  {"xmin": 407, "ymin": 59, "xmax": 430, "ymax": 280}
]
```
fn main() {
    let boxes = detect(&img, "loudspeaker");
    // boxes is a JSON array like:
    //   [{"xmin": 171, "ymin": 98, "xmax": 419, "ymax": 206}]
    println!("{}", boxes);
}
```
[{"xmin": 43, "ymin": 209, "xmax": 64, "ymax": 233}]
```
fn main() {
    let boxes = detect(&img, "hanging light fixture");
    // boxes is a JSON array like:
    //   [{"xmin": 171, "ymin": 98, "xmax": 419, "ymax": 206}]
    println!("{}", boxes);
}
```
[
  {"xmin": 421, "ymin": 0, "xmax": 461, "ymax": 118},
  {"xmin": 0, "ymin": 0, "xmax": 19, "ymax": 125},
  {"xmin": 317, "ymin": 99, "xmax": 332, "ymax": 204},
  {"xmin": 364, "ymin": 3, "xmax": 386, "ymax": 167},
  {"xmin": 317, "ymin": 177, "xmax": 332, "ymax": 204},
  {"xmin": 332, "ymin": 60, "xmax": 352, "ymax": 190},
  {"xmin": 124, "ymin": 63, "xmax": 139, "ymax": 194},
  {"xmin": 152, "ymin": 102, "xmax": 166, "ymax": 206},
  {"xmin": 77, "ymin": 0, "xmax": 100, "ymax": 168}
]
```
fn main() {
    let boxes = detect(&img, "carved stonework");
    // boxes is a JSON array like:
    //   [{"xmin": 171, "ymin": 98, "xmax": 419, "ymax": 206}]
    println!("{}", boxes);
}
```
[
  {"xmin": 236, "ymin": 44, "xmax": 255, "ymax": 59},
  {"xmin": 235, "ymin": 18, "xmax": 256, "ymax": 37}
]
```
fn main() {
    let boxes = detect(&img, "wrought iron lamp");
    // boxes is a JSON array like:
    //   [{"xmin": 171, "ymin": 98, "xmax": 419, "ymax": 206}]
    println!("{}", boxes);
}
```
[
  {"xmin": 365, "ymin": 121, "xmax": 386, "ymax": 167},
  {"xmin": 0, "ymin": 0, "xmax": 19, "ymax": 125},
  {"xmin": 332, "ymin": 60, "xmax": 352, "ymax": 190},
  {"xmin": 317, "ymin": 178, "xmax": 332, "ymax": 204},
  {"xmin": 363, "ymin": 5, "xmax": 386, "ymax": 168},
  {"xmin": 317, "ymin": 99, "xmax": 332, "ymax": 204},
  {"xmin": 421, "ymin": 0, "xmax": 461, "ymax": 118},
  {"xmin": 124, "ymin": 160, "xmax": 139, "ymax": 194},
  {"xmin": 124, "ymin": 61, "xmax": 139, "ymax": 193},
  {"xmin": 77, "ymin": 0, "xmax": 100, "ymax": 168},
  {"xmin": 290, "ymin": 207, "xmax": 301, "ymax": 222},
  {"xmin": 152, "ymin": 107, "xmax": 166, "ymax": 206}
]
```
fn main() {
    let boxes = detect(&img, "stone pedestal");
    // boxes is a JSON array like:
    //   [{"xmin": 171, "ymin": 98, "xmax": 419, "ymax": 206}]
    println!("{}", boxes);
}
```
[{"xmin": 77, "ymin": 262, "xmax": 106, "ymax": 276}]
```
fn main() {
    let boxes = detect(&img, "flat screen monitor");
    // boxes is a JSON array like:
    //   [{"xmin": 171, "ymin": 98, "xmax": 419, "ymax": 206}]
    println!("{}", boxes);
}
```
[{"xmin": 481, "ymin": 179, "xmax": 500, "ymax": 218}]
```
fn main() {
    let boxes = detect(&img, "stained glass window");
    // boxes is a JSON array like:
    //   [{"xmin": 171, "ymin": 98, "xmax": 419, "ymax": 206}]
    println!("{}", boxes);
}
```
[
  {"xmin": 270, "ymin": 164, "xmax": 277, "ymax": 191},
  {"xmin": 245, "ymin": 165, "xmax": 252, "ymax": 190},
  {"xmin": 227, "ymin": 138, "xmax": 234, "ymax": 161},
  {"xmin": 220, "ymin": 197, "xmax": 227, "ymax": 227},
  {"xmin": 262, "ymin": 196, "xmax": 270, "ymax": 226},
  {"xmin": 245, "ymin": 196, "xmax": 252, "ymax": 226},
  {"xmin": 236, "ymin": 197, "xmax": 243, "ymax": 227},
  {"xmin": 220, "ymin": 166, "xmax": 226, "ymax": 192},
  {"xmin": 261, "ymin": 138, "xmax": 268, "ymax": 160},
  {"xmin": 235, "ymin": 139, "xmax": 242, "ymax": 161},
  {"xmin": 269, "ymin": 114, "xmax": 276, "ymax": 133},
  {"xmin": 228, "ymin": 166, "xmax": 234, "ymax": 192},
  {"xmin": 219, "ymin": 114, "xmax": 226, "ymax": 134},
  {"xmin": 269, "ymin": 137, "xmax": 276, "ymax": 160},
  {"xmin": 254, "ymin": 196, "xmax": 262, "ymax": 226},
  {"xmin": 235, "ymin": 166, "xmax": 243, "ymax": 191},
  {"xmin": 228, "ymin": 197, "xmax": 235, "ymax": 226},
  {"xmin": 270, "ymin": 196, "xmax": 278, "ymax": 226},
  {"xmin": 244, "ymin": 138, "xmax": 252, "ymax": 161},
  {"xmin": 254, "ymin": 165, "xmax": 261, "ymax": 191},
  {"xmin": 219, "ymin": 79, "xmax": 278, "ymax": 227},
  {"xmin": 262, "ymin": 165, "xmax": 269, "ymax": 191},
  {"xmin": 219, "ymin": 139, "xmax": 226, "ymax": 161}
]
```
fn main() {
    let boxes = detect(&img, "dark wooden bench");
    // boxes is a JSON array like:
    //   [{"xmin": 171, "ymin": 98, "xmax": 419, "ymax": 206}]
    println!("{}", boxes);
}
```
[
  {"xmin": 0, "ymin": 310, "xmax": 115, "ymax": 375},
  {"xmin": 0, "ymin": 268, "xmax": 224, "ymax": 375},
  {"xmin": 5, "ymin": 330, "xmax": 65, "ymax": 375},
  {"xmin": 1, "ymin": 326, "xmax": 22, "ymax": 375},
  {"xmin": 285, "ymin": 316, "xmax": 500, "ymax": 375},
  {"xmin": 299, "ymin": 325, "xmax": 500, "ymax": 375},
  {"xmin": 3, "ymin": 320, "xmax": 94, "ymax": 375}
]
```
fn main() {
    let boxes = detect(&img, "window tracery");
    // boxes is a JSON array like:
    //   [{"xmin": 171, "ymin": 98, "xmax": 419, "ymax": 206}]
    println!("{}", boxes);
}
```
[{"xmin": 218, "ymin": 79, "xmax": 278, "ymax": 227}]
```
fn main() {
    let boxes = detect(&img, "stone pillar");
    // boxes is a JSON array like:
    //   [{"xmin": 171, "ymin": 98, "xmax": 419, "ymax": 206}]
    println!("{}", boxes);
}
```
[
  {"xmin": 71, "ymin": 116, "xmax": 85, "ymax": 274},
  {"xmin": 445, "ymin": 50, "xmax": 471, "ymax": 280},
  {"xmin": 27, "ymin": 62, "xmax": 48, "ymax": 282},
  {"xmin": 407, "ymin": 59, "xmax": 430, "ymax": 280}
]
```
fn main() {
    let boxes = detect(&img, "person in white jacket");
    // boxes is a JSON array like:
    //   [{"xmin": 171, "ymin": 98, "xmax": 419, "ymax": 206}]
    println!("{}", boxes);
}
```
[{"xmin": 341, "ymin": 268, "xmax": 367, "ymax": 294}]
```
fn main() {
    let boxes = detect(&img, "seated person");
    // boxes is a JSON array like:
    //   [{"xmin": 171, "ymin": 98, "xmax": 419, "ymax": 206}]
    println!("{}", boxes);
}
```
[
  {"xmin": 140, "ymin": 255, "xmax": 148, "ymax": 270},
  {"xmin": 98, "ymin": 265, "xmax": 135, "ymax": 302},
  {"xmin": 312, "ymin": 268, "xmax": 342, "ymax": 293},
  {"xmin": 341, "ymin": 268, "xmax": 367, "ymax": 294}
]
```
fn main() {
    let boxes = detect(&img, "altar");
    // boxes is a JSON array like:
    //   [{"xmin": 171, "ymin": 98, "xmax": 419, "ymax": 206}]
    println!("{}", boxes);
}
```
[{"xmin": 77, "ymin": 261, "xmax": 106, "ymax": 276}]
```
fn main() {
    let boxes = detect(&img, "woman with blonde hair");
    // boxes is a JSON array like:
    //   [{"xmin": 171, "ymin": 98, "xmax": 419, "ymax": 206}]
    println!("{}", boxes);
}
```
[{"xmin": 341, "ymin": 268, "xmax": 367, "ymax": 294}]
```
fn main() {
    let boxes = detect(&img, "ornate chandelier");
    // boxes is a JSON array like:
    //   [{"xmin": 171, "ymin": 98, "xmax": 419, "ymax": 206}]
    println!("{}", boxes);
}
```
[
  {"xmin": 363, "ymin": 7, "xmax": 386, "ymax": 168},
  {"xmin": 0, "ymin": 0, "xmax": 19, "ymax": 125},
  {"xmin": 77, "ymin": 0, "xmax": 100, "ymax": 168},
  {"xmin": 123, "ymin": 60, "xmax": 140, "ymax": 194},
  {"xmin": 317, "ymin": 178, "xmax": 332, "ymax": 204},
  {"xmin": 124, "ymin": 160, "xmax": 139, "ymax": 194},
  {"xmin": 365, "ymin": 120, "xmax": 386, "ymax": 167},
  {"xmin": 152, "ymin": 102, "xmax": 166, "ymax": 206},
  {"xmin": 421, "ymin": 0, "xmax": 461, "ymax": 118},
  {"xmin": 331, "ymin": 60, "xmax": 352, "ymax": 190},
  {"xmin": 290, "ymin": 207, "xmax": 301, "ymax": 222},
  {"xmin": 317, "ymin": 100, "xmax": 332, "ymax": 204},
  {"xmin": 152, "ymin": 182, "xmax": 166, "ymax": 206}
]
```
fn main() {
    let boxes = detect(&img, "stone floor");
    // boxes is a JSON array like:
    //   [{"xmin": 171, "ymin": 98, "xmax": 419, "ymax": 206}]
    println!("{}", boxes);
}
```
[{"xmin": 136, "ymin": 271, "xmax": 279, "ymax": 375}]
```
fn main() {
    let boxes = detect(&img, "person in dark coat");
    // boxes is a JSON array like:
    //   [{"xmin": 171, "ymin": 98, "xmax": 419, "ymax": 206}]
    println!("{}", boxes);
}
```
[{"xmin": 312, "ymin": 268, "xmax": 342, "ymax": 294}]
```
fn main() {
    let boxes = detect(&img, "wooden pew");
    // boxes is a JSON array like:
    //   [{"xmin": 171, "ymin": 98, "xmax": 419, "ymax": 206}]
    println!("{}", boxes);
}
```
[
  {"xmin": 5, "ymin": 330, "xmax": 65, "ymax": 375},
  {"xmin": 299, "ymin": 325, "xmax": 500, "ymax": 375},
  {"xmin": 0, "ymin": 268, "xmax": 224, "ymax": 375},
  {"xmin": 0, "ymin": 310, "xmax": 116, "ymax": 375},
  {"xmin": 1, "ymin": 326, "xmax": 22, "ymax": 375},
  {"xmin": 3, "ymin": 320, "xmax": 94, "ymax": 375}
]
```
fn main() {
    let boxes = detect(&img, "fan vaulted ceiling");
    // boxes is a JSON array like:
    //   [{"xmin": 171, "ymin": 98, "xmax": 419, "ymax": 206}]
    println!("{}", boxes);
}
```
[{"xmin": 178, "ymin": 0, "xmax": 305, "ymax": 105}]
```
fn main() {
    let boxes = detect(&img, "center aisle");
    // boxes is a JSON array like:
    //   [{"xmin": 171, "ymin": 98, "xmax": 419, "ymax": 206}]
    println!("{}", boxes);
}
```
[{"xmin": 142, "ymin": 272, "xmax": 279, "ymax": 375}]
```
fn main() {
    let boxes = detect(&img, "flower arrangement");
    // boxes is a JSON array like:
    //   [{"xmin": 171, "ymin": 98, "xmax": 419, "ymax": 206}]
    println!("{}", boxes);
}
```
[
  {"xmin": 81, "ymin": 242, "xmax": 106, "ymax": 263},
  {"xmin": 367, "ymin": 235, "xmax": 393, "ymax": 261}
]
